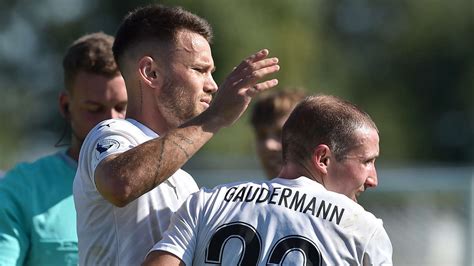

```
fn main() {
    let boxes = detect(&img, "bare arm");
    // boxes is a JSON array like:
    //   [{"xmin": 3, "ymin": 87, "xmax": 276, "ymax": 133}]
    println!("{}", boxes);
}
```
[{"xmin": 95, "ymin": 49, "xmax": 280, "ymax": 207}]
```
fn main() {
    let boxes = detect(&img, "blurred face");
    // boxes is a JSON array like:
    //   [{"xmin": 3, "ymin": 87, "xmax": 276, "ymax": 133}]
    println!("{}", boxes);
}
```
[
  {"xmin": 65, "ymin": 71, "xmax": 127, "ymax": 153},
  {"xmin": 157, "ymin": 30, "xmax": 218, "ymax": 127},
  {"xmin": 325, "ymin": 127, "xmax": 379, "ymax": 202},
  {"xmin": 255, "ymin": 115, "xmax": 288, "ymax": 179}
]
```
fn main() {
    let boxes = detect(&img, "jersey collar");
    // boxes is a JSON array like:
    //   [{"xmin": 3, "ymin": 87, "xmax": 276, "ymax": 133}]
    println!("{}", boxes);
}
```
[{"xmin": 127, "ymin": 118, "xmax": 159, "ymax": 138}]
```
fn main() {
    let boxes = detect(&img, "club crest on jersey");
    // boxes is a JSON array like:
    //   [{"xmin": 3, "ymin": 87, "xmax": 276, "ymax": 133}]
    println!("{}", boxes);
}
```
[{"xmin": 96, "ymin": 139, "xmax": 120, "ymax": 155}]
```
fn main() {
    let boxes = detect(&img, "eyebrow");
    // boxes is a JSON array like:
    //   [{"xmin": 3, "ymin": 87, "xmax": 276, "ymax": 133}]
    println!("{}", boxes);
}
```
[
  {"xmin": 196, "ymin": 62, "xmax": 216, "ymax": 73},
  {"xmin": 82, "ymin": 100, "xmax": 128, "ymax": 106}
]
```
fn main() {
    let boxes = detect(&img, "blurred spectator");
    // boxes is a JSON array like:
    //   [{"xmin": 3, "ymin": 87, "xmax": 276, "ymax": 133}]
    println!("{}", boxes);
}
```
[
  {"xmin": 0, "ymin": 32, "xmax": 127, "ymax": 265},
  {"xmin": 250, "ymin": 88, "xmax": 306, "ymax": 178}
]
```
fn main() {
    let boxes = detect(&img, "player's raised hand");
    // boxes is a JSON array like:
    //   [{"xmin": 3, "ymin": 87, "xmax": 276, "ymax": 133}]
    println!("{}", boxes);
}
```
[{"xmin": 206, "ymin": 49, "xmax": 280, "ymax": 128}]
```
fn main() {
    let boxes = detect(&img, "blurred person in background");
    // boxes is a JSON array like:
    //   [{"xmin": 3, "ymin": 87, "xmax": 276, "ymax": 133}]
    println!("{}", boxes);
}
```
[
  {"xmin": 250, "ymin": 89, "xmax": 306, "ymax": 178},
  {"xmin": 0, "ymin": 32, "xmax": 127, "ymax": 266},
  {"xmin": 73, "ymin": 4, "xmax": 279, "ymax": 266},
  {"xmin": 144, "ymin": 94, "xmax": 392, "ymax": 265}
]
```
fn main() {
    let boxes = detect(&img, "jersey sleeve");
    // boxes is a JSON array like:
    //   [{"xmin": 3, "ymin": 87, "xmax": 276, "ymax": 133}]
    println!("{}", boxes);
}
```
[
  {"xmin": 362, "ymin": 221, "xmax": 393, "ymax": 265},
  {"xmin": 81, "ymin": 120, "xmax": 140, "ymax": 186},
  {"xmin": 0, "ymin": 170, "xmax": 30, "ymax": 265},
  {"xmin": 147, "ymin": 189, "xmax": 206, "ymax": 265}
]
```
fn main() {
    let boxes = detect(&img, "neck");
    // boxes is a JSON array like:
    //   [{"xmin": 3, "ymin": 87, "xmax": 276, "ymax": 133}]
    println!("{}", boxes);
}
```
[
  {"xmin": 126, "ymin": 79, "xmax": 175, "ymax": 135},
  {"xmin": 126, "ymin": 104, "xmax": 173, "ymax": 135},
  {"xmin": 67, "ymin": 144, "xmax": 80, "ymax": 162},
  {"xmin": 279, "ymin": 161, "xmax": 322, "ymax": 184}
]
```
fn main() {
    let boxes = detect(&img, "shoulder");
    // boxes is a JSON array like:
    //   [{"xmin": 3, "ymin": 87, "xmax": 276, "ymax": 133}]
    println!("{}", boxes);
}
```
[
  {"xmin": 89, "ymin": 119, "xmax": 140, "ymax": 138},
  {"xmin": 0, "ymin": 153, "xmax": 65, "ymax": 211},
  {"xmin": 81, "ymin": 119, "xmax": 144, "ymax": 157},
  {"xmin": 325, "ymin": 191, "xmax": 382, "ymax": 223},
  {"xmin": 197, "ymin": 180, "xmax": 266, "ymax": 201},
  {"xmin": 86, "ymin": 119, "xmax": 152, "ymax": 149},
  {"xmin": 0, "ymin": 153, "xmax": 70, "ymax": 186}
]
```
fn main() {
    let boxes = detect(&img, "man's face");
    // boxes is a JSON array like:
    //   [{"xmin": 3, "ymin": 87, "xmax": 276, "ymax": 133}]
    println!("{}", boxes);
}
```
[
  {"xmin": 67, "ymin": 71, "xmax": 127, "ymax": 144},
  {"xmin": 157, "ymin": 30, "xmax": 218, "ymax": 127},
  {"xmin": 255, "ymin": 115, "xmax": 288, "ymax": 179},
  {"xmin": 325, "ymin": 127, "xmax": 379, "ymax": 202}
]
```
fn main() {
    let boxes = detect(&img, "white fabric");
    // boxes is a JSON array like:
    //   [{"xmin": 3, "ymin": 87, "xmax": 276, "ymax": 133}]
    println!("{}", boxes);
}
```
[
  {"xmin": 74, "ymin": 118, "xmax": 198, "ymax": 266},
  {"xmin": 150, "ymin": 176, "xmax": 393, "ymax": 265}
]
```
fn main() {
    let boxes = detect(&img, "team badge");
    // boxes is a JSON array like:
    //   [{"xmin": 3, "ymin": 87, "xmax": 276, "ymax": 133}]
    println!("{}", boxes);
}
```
[{"xmin": 96, "ymin": 139, "xmax": 120, "ymax": 154}]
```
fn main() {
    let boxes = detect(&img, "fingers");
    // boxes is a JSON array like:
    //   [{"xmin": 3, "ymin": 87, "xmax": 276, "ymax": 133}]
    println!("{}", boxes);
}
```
[
  {"xmin": 253, "ymin": 79, "xmax": 279, "ymax": 91},
  {"xmin": 232, "ymin": 61, "xmax": 280, "ymax": 90},
  {"xmin": 247, "ymin": 49, "xmax": 269, "ymax": 63},
  {"xmin": 228, "ymin": 49, "xmax": 280, "ymax": 87},
  {"xmin": 234, "ymin": 49, "xmax": 276, "ymax": 74},
  {"xmin": 252, "ymin": 57, "xmax": 279, "ymax": 71},
  {"xmin": 247, "ymin": 79, "xmax": 279, "ymax": 97}
]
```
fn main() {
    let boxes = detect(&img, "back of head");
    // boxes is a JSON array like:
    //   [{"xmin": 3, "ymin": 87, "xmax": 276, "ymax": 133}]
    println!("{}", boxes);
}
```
[
  {"xmin": 63, "ymin": 32, "xmax": 118, "ymax": 92},
  {"xmin": 250, "ymin": 89, "xmax": 306, "ymax": 129},
  {"xmin": 282, "ymin": 94, "xmax": 378, "ymax": 164},
  {"xmin": 112, "ymin": 4, "xmax": 213, "ymax": 73}
]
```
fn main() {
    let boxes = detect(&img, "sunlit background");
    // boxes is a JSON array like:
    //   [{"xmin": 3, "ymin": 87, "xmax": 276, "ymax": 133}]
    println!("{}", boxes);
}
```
[{"xmin": 0, "ymin": 0, "xmax": 472, "ymax": 265}]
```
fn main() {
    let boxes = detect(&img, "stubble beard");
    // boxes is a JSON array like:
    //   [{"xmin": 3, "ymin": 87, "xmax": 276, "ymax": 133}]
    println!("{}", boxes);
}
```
[{"xmin": 159, "ymin": 78, "xmax": 201, "ymax": 128}]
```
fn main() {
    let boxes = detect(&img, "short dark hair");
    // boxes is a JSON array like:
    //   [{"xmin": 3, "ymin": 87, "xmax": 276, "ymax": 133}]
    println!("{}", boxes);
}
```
[
  {"xmin": 63, "ymin": 32, "xmax": 119, "ymax": 92},
  {"xmin": 282, "ymin": 94, "xmax": 378, "ymax": 163},
  {"xmin": 112, "ymin": 4, "xmax": 213, "ymax": 70}
]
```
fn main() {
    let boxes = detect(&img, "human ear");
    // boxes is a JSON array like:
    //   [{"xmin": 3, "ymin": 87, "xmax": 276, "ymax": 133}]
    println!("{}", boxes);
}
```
[
  {"xmin": 138, "ymin": 56, "xmax": 160, "ymax": 87},
  {"xmin": 58, "ymin": 91, "xmax": 71, "ymax": 120},
  {"xmin": 313, "ymin": 144, "xmax": 330, "ymax": 175}
]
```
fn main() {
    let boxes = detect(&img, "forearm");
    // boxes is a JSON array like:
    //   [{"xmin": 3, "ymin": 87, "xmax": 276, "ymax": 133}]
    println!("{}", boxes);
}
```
[{"xmin": 95, "ymin": 116, "xmax": 217, "ymax": 207}]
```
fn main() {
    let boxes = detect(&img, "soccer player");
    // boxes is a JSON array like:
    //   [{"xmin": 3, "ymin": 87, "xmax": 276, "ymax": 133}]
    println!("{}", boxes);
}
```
[
  {"xmin": 250, "ymin": 89, "xmax": 306, "ymax": 178},
  {"xmin": 0, "ymin": 32, "xmax": 127, "ymax": 265},
  {"xmin": 143, "ymin": 94, "xmax": 393, "ymax": 265},
  {"xmin": 73, "ymin": 4, "xmax": 280, "ymax": 265}
]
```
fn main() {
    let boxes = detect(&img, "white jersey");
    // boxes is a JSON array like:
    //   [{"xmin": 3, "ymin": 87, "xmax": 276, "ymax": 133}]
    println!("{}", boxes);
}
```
[
  {"xmin": 73, "ymin": 118, "xmax": 199, "ymax": 266},
  {"xmin": 150, "ymin": 176, "xmax": 392, "ymax": 265}
]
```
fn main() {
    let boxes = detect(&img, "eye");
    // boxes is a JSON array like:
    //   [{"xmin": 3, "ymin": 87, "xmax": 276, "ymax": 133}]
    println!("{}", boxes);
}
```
[
  {"xmin": 192, "ymin": 67, "xmax": 205, "ymax": 73},
  {"xmin": 364, "ymin": 158, "xmax": 376, "ymax": 165},
  {"xmin": 115, "ymin": 104, "xmax": 127, "ymax": 113},
  {"xmin": 87, "ymin": 105, "xmax": 102, "ymax": 113}
]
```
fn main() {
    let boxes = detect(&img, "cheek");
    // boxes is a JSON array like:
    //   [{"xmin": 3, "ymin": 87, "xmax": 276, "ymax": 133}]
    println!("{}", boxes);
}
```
[
  {"xmin": 256, "ymin": 139, "xmax": 276, "ymax": 156},
  {"xmin": 352, "ymin": 167, "xmax": 368, "ymax": 186},
  {"xmin": 333, "ymin": 165, "xmax": 361, "ymax": 188},
  {"xmin": 71, "ymin": 112, "xmax": 105, "ymax": 135}
]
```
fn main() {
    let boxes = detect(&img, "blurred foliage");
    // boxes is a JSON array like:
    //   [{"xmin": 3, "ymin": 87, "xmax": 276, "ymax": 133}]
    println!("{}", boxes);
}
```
[{"xmin": 0, "ymin": 0, "xmax": 472, "ymax": 169}]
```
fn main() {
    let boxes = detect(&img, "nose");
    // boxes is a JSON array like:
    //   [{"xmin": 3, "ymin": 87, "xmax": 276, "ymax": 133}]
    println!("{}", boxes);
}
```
[
  {"xmin": 204, "ymin": 74, "xmax": 218, "ymax": 94},
  {"xmin": 365, "ymin": 169, "xmax": 378, "ymax": 188},
  {"xmin": 263, "ymin": 138, "xmax": 282, "ymax": 152},
  {"xmin": 106, "ymin": 109, "xmax": 125, "ymax": 120}
]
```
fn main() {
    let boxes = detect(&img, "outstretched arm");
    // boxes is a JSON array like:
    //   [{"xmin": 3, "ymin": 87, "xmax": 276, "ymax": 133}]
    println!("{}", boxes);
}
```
[{"xmin": 95, "ymin": 49, "xmax": 279, "ymax": 206}]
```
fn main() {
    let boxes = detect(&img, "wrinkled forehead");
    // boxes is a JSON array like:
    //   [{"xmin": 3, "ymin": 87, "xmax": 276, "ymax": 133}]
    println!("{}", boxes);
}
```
[
  {"xmin": 177, "ymin": 29, "xmax": 209, "ymax": 47},
  {"xmin": 347, "ymin": 126, "xmax": 380, "ymax": 155},
  {"xmin": 167, "ymin": 29, "xmax": 212, "ymax": 57}
]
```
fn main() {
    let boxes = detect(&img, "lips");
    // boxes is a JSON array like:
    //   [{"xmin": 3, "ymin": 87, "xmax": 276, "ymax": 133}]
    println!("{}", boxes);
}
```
[{"xmin": 200, "ymin": 96, "xmax": 212, "ymax": 108}]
